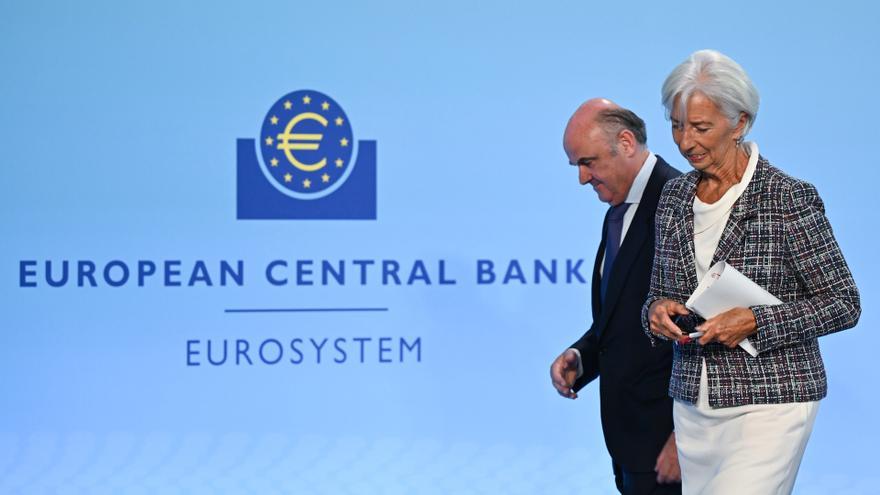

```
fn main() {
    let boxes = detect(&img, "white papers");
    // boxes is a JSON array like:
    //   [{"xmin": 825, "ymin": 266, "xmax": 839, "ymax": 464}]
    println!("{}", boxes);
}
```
[{"xmin": 685, "ymin": 261, "xmax": 782, "ymax": 357}]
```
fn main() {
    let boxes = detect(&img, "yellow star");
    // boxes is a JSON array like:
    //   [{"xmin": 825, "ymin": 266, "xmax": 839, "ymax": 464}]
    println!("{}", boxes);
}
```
[
  {"xmin": 283, "ymin": 100, "xmax": 292, "ymax": 110},
  {"xmin": 265, "ymin": 136, "xmax": 273, "ymax": 146},
  {"xmin": 270, "ymin": 115, "xmax": 278, "ymax": 125},
  {"xmin": 335, "ymin": 117, "xmax": 344, "ymax": 126},
  {"xmin": 335, "ymin": 158, "xmax": 344, "ymax": 167},
  {"xmin": 321, "ymin": 101, "xmax": 330, "ymax": 111},
  {"xmin": 284, "ymin": 173, "xmax": 293, "ymax": 183},
  {"xmin": 270, "ymin": 157, "xmax": 279, "ymax": 167},
  {"xmin": 302, "ymin": 95, "xmax": 311, "ymax": 104},
  {"xmin": 303, "ymin": 178, "xmax": 312, "ymax": 188},
  {"xmin": 340, "ymin": 137, "xmax": 349, "ymax": 147},
  {"xmin": 322, "ymin": 173, "xmax": 330, "ymax": 183}
]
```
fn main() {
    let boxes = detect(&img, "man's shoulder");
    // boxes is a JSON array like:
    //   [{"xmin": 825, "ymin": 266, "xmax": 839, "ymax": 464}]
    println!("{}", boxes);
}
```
[
  {"xmin": 641, "ymin": 156, "xmax": 685, "ymax": 213},
  {"xmin": 653, "ymin": 155, "xmax": 683, "ymax": 182}
]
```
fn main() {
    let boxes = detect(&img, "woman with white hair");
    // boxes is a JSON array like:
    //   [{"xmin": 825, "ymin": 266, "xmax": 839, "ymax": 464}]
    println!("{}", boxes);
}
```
[{"xmin": 643, "ymin": 49, "xmax": 860, "ymax": 494}]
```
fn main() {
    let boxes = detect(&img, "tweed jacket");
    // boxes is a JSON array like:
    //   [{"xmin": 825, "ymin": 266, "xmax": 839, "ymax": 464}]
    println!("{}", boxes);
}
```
[{"xmin": 641, "ymin": 154, "xmax": 860, "ymax": 408}]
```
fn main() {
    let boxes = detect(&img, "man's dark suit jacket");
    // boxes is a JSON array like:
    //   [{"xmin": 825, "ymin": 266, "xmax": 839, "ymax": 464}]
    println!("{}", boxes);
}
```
[{"xmin": 571, "ymin": 156, "xmax": 680, "ymax": 473}]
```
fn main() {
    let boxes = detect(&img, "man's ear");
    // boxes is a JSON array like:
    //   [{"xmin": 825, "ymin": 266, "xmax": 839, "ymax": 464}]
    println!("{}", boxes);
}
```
[{"xmin": 618, "ymin": 129, "xmax": 637, "ymax": 157}]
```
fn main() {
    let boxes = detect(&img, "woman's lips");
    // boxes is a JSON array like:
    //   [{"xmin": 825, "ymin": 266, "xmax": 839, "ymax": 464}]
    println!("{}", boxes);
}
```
[{"xmin": 688, "ymin": 152, "xmax": 707, "ymax": 163}]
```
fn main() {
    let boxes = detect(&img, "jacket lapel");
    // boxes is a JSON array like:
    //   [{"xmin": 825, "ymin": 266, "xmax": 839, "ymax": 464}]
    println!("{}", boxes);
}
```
[
  {"xmin": 591, "ymin": 209, "xmax": 610, "ymax": 323},
  {"xmin": 710, "ymin": 157, "xmax": 765, "ymax": 266},
  {"xmin": 601, "ymin": 209, "xmax": 649, "ymax": 315}
]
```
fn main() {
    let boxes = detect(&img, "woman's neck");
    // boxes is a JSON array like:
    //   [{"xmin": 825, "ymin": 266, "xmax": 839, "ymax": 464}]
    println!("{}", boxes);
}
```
[{"xmin": 696, "ymin": 145, "xmax": 749, "ymax": 204}]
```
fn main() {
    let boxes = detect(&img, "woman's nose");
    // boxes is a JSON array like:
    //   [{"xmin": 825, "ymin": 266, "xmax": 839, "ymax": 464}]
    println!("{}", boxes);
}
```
[{"xmin": 679, "ymin": 127, "xmax": 695, "ymax": 151}]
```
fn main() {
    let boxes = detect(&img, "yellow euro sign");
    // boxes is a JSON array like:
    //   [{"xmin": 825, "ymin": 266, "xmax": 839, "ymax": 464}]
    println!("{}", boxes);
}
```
[{"xmin": 276, "ymin": 112, "xmax": 328, "ymax": 172}]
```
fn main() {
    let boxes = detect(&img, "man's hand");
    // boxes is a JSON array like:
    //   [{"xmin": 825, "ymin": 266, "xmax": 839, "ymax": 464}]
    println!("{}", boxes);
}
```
[
  {"xmin": 647, "ymin": 299, "xmax": 689, "ymax": 340},
  {"xmin": 550, "ymin": 349, "xmax": 580, "ymax": 399},
  {"xmin": 697, "ymin": 307, "xmax": 757, "ymax": 348},
  {"xmin": 654, "ymin": 432, "xmax": 681, "ymax": 484}
]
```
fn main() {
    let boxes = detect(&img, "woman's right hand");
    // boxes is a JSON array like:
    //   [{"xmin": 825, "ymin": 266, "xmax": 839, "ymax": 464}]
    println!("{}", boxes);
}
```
[{"xmin": 648, "ymin": 299, "xmax": 689, "ymax": 340}]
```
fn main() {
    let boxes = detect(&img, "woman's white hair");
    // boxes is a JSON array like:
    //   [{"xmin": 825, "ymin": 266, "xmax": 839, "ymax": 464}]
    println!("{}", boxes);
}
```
[{"xmin": 661, "ymin": 49, "xmax": 760, "ymax": 137}]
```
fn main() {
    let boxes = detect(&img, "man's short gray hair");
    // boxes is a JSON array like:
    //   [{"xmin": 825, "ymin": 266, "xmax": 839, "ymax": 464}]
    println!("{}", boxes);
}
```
[
  {"xmin": 661, "ymin": 49, "xmax": 760, "ymax": 137},
  {"xmin": 596, "ymin": 108, "xmax": 647, "ymax": 154}
]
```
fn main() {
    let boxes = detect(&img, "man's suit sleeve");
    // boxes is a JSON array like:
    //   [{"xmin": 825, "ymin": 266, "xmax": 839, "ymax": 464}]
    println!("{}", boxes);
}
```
[{"xmin": 570, "ymin": 327, "xmax": 600, "ymax": 392}]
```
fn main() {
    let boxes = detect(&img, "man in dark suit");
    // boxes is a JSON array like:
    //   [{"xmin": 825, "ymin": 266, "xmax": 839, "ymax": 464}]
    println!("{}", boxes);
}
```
[{"xmin": 550, "ymin": 98, "xmax": 681, "ymax": 495}]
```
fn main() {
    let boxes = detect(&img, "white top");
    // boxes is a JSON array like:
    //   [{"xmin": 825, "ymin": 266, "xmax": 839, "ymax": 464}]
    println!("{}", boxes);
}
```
[{"xmin": 692, "ymin": 142, "xmax": 759, "ymax": 280}]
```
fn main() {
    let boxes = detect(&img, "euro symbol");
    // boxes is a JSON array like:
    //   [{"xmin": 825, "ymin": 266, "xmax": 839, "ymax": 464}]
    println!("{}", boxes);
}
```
[{"xmin": 276, "ymin": 112, "xmax": 328, "ymax": 172}]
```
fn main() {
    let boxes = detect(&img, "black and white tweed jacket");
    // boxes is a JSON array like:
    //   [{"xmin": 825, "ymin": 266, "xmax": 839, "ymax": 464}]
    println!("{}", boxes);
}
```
[{"xmin": 641, "ymin": 155, "xmax": 860, "ymax": 408}]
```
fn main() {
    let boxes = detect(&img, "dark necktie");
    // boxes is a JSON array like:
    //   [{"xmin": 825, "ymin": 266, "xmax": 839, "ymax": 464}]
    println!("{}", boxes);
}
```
[{"xmin": 601, "ymin": 202, "xmax": 631, "ymax": 302}]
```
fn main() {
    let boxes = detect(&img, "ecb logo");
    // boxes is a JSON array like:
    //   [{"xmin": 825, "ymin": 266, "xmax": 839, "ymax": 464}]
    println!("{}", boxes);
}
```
[{"xmin": 236, "ymin": 90, "xmax": 377, "ymax": 219}]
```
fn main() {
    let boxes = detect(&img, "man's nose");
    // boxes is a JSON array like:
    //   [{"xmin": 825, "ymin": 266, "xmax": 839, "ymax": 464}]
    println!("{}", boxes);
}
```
[{"xmin": 578, "ymin": 165, "xmax": 591, "ymax": 185}]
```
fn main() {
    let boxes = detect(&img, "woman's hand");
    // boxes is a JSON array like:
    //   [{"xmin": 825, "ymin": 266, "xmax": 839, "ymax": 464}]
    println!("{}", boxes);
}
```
[
  {"xmin": 648, "ymin": 299, "xmax": 689, "ymax": 340},
  {"xmin": 696, "ymin": 307, "xmax": 757, "ymax": 347}
]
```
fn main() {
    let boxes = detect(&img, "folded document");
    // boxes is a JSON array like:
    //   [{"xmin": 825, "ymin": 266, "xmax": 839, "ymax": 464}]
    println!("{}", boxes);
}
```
[{"xmin": 685, "ymin": 261, "xmax": 783, "ymax": 357}]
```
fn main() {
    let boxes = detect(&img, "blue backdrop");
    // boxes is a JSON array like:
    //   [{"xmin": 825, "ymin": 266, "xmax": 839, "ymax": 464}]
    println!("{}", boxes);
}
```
[{"xmin": 2, "ymin": 1, "xmax": 878, "ymax": 493}]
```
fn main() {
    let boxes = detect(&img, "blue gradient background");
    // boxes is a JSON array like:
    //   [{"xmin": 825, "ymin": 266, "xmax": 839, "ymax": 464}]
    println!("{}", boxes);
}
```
[{"xmin": 2, "ymin": 1, "xmax": 877, "ymax": 493}]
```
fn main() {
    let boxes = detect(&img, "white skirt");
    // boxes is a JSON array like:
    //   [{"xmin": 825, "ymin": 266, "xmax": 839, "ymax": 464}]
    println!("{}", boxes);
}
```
[{"xmin": 673, "ymin": 361, "xmax": 819, "ymax": 495}]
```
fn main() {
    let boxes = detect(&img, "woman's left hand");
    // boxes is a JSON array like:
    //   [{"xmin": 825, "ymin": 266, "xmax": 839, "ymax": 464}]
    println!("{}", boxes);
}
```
[{"xmin": 697, "ymin": 307, "xmax": 757, "ymax": 348}]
